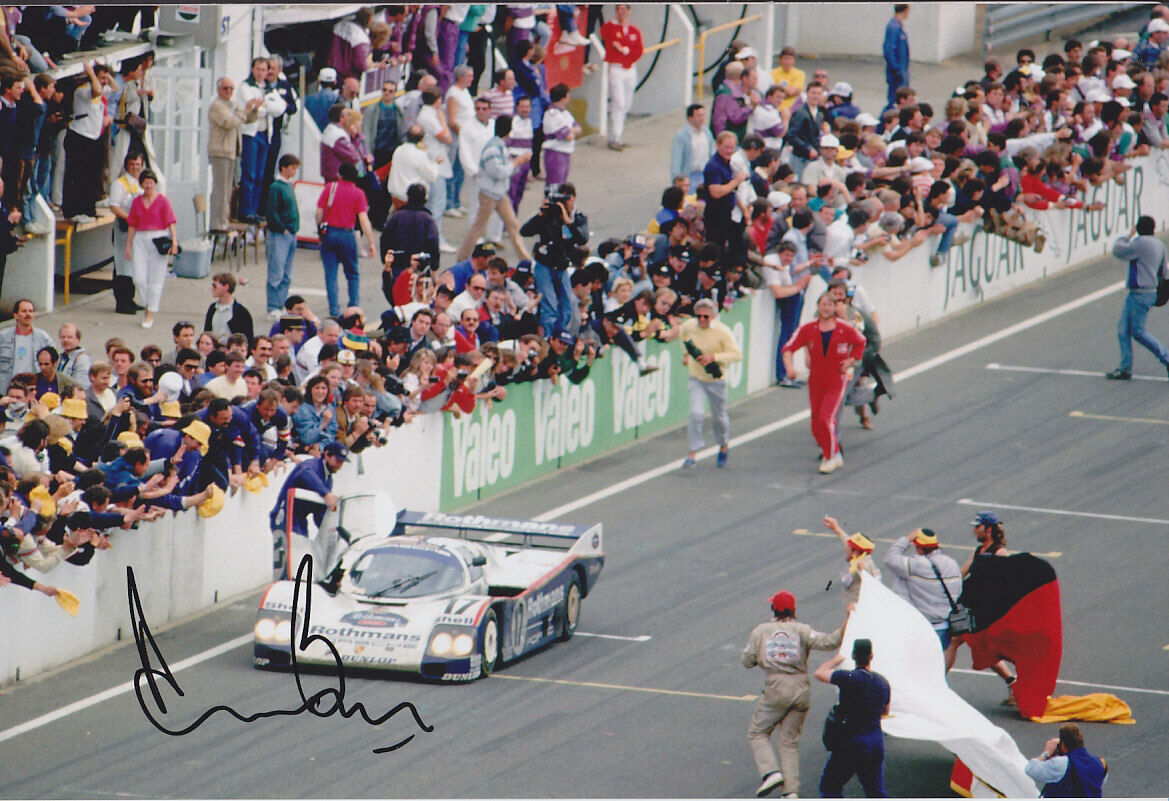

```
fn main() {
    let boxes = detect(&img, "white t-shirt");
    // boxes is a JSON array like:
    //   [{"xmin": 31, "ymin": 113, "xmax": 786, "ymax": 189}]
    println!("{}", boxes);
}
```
[
  {"xmin": 12, "ymin": 333, "xmax": 34, "ymax": 375},
  {"xmin": 204, "ymin": 375, "xmax": 248, "ymax": 400},
  {"xmin": 417, "ymin": 105, "xmax": 453, "ymax": 178},
  {"xmin": 109, "ymin": 174, "xmax": 142, "ymax": 216},
  {"xmin": 70, "ymin": 84, "xmax": 107, "ymax": 140}
]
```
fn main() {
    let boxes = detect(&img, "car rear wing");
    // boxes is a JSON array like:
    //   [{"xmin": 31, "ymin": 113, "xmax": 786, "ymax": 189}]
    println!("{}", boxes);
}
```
[{"xmin": 396, "ymin": 510, "xmax": 603, "ymax": 556}]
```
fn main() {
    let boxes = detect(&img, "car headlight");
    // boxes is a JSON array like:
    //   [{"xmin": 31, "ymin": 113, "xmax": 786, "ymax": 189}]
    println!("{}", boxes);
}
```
[
  {"xmin": 452, "ymin": 633, "xmax": 474, "ymax": 657},
  {"xmin": 254, "ymin": 618, "xmax": 277, "ymax": 641},
  {"xmin": 274, "ymin": 619, "xmax": 292, "ymax": 644},
  {"xmin": 429, "ymin": 632, "xmax": 453, "ymax": 656}
]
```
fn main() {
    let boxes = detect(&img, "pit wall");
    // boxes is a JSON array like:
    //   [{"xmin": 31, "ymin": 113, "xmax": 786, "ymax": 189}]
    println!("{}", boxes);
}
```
[{"xmin": 4, "ymin": 153, "xmax": 1164, "ymax": 687}]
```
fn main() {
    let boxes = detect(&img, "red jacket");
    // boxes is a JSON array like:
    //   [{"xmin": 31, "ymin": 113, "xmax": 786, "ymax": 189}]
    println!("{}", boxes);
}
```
[
  {"xmin": 1020, "ymin": 172, "xmax": 1084, "ymax": 210},
  {"xmin": 782, "ymin": 320, "xmax": 866, "ymax": 381},
  {"xmin": 600, "ymin": 21, "xmax": 644, "ymax": 69}
]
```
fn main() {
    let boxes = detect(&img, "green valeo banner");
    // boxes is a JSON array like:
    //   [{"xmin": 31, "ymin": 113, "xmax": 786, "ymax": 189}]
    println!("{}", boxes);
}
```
[{"xmin": 441, "ymin": 301, "xmax": 752, "ymax": 508}]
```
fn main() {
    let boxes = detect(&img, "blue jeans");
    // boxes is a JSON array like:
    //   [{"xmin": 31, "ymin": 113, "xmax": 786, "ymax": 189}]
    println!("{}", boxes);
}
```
[
  {"xmin": 428, "ymin": 174, "xmax": 447, "ymax": 239},
  {"xmin": 266, "ymin": 230, "xmax": 297, "ymax": 313},
  {"xmin": 775, "ymin": 291, "xmax": 805, "ymax": 382},
  {"xmin": 533, "ymin": 260, "xmax": 573, "ymax": 335},
  {"xmin": 239, "ymin": 133, "xmax": 270, "ymax": 218},
  {"xmin": 320, "ymin": 227, "xmax": 359, "ymax": 317},
  {"xmin": 935, "ymin": 211, "xmax": 959, "ymax": 257},
  {"xmin": 447, "ymin": 150, "xmax": 464, "ymax": 210},
  {"xmin": 1118, "ymin": 290, "xmax": 1169, "ymax": 371},
  {"xmin": 34, "ymin": 154, "xmax": 51, "ymax": 202},
  {"xmin": 455, "ymin": 30, "xmax": 470, "ymax": 66}
]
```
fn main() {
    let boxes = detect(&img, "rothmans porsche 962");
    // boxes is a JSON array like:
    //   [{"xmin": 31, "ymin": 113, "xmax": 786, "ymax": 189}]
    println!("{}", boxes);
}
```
[{"xmin": 254, "ymin": 492, "xmax": 604, "ymax": 681}]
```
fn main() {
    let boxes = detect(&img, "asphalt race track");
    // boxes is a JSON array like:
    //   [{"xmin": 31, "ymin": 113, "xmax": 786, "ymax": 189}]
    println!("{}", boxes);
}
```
[{"xmin": 2, "ymin": 254, "xmax": 1167, "ymax": 799}]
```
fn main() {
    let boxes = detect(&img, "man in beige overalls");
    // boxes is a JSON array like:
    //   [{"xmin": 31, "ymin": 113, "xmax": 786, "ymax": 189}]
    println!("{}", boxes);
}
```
[{"xmin": 741, "ymin": 590, "xmax": 852, "ymax": 798}]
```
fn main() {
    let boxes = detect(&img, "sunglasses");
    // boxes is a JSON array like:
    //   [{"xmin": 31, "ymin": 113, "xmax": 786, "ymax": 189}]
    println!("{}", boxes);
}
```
[{"xmin": 695, "ymin": 313, "xmax": 712, "ymax": 320}]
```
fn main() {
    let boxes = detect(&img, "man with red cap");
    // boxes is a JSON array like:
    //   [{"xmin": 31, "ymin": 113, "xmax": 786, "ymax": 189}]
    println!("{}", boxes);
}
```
[{"xmin": 741, "ymin": 589, "xmax": 852, "ymax": 798}]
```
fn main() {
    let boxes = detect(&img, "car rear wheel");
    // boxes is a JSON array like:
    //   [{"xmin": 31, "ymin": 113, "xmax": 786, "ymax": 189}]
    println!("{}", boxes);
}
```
[
  {"xmin": 558, "ymin": 576, "xmax": 582, "ymax": 642},
  {"xmin": 479, "ymin": 610, "xmax": 500, "ymax": 678}
]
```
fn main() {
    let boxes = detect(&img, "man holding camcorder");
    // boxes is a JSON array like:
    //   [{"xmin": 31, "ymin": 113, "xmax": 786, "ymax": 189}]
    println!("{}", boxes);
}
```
[
  {"xmin": 679, "ymin": 298, "xmax": 742, "ymax": 469},
  {"xmin": 520, "ymin": 182, "xmax": 588, "ymax": 336}
]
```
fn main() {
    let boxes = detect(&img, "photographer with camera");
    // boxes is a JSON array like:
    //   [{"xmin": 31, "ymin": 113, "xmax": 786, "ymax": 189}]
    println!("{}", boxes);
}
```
[
  {"xmin": 385, "ymin": 250, "xmax": 437, "ymax": 308},
  {"xmin": 519, "ymin": 182, "xmax": 589, "ymax": 336},
  {"xmin": 679, "ymin": 298, "xmax": 742, "ymax": 469},
  {"xmin": 379, "ymin": 182, "xmax": 439, "ymax": 267}
]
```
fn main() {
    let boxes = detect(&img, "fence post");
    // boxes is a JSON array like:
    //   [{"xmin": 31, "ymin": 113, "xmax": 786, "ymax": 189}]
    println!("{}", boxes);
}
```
[{"xmin": 670, "ymin": 4, "xmax": 694, "ymax": 109}]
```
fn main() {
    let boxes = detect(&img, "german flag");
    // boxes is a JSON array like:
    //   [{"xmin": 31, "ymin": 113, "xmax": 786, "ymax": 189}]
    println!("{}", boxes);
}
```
[{"xmin": 955, "ymin": 553, "xmax": 1061, "ymax": 719}]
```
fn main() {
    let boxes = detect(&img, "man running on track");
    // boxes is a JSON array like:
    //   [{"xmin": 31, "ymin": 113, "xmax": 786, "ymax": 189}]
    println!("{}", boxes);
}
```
[{"xmin": 781, "ymin": 292, "xmax": 865, "ymax": 474}]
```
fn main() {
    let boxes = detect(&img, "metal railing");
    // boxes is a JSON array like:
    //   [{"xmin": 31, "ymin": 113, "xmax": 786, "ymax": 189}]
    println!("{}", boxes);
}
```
[
  {"xmin": 694, "ymin": 13, "xmax": 763, "ymax": 99},
  {"xmin": 983, "ymin": 3, "xmax": 1148, "ymax": 54}
]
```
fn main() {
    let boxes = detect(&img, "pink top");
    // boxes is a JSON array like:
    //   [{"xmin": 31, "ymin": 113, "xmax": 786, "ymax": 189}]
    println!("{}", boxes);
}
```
[
  {"xmin": 127, "ymin": 194, "xmax": 177, "ymax": 231},
  {"xmin": 316, "ymin": 181, "xmax": 369, "ymax": 229}
]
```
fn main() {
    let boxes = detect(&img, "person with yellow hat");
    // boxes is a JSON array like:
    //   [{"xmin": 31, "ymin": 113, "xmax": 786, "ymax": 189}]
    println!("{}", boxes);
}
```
[
  {"xmin": 822, "ymin": 515, "xmax": 881, "ymax": 605},
  {"xmin": 883, "ymin": 527, "xmax": 963, "ymax": 649},
  {"xmin": 47, "ymin": 397, "xmax": 91, "ymax": 474},
  {"xmin": 742, "ymin": 590, "xmax": 852, "ymax": 798},
  {"xmin": 134, "ymin": 420, "xmax": 215, "ymax": 512}
]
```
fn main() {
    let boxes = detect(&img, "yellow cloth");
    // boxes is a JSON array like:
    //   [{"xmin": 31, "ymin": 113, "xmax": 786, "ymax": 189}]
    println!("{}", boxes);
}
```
[
  {"xmin": 1029, "ymin": 693, "xmax": 1135, "ymax": 724},
  {"xmin": 55, "ymin": 589, "xmax": 81, "ymax": 616},
  {"xmin": 769, "ymin": 66, "xmax": 805, "ymax": 110}
]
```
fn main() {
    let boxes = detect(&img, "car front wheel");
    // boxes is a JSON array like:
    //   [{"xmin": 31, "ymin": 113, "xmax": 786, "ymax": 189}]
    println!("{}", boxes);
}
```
[{"xmin": 479, "ymin": 610, "xmax": 500, "ymax": 678}]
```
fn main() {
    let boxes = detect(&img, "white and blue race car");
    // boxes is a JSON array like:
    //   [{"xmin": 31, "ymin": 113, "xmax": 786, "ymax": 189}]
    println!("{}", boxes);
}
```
[{"xmin": 254, "ymin": 493, "xmax": 604, "ymax": 681}]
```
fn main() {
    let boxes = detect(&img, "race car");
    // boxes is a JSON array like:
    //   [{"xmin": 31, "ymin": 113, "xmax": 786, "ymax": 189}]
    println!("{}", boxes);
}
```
[{"xmin": 254, "ymin": 492, "xmax": 604, "ymax": 681}]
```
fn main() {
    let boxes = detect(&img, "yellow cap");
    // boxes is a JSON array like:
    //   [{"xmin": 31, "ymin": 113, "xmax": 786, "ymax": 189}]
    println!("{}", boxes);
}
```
[
  {"xmin": 243, "ymin": 473, "xmax": 270, "ymax": 493},
  {"xmin": 60, "ymin": 398, "xmax": 87, "ymax": 419},
  {"xmin": 160, "ymin": 400, "xmax": 182, "ymax": 418},
  {"xmin": 29, "ymin": 484, "xmax": 56, "ymax": 517},
  {"xmin": 847, "ymin": 533, "xmax": 875, "ymax": 553},
  {"xmin": 117, "ymin": 431, "xmax": 144, "ymax": 449},
  {"xmin": 55, "ymin": 588, "xmax": 81, "ymax": 616},
  {"xmin": 40, "ymin": 392, "xmax": 61, "ymax": 410},
  {"xmin": 197, "ymin": 484, "xmax": 225, "ymax": 518},
  {"xmin": 911, "ymin": 528, "xmax": 938, "ymax": 547},
  {"xmin": 182, "ymin": 420, "xmax": 211, "ymax": 448}
]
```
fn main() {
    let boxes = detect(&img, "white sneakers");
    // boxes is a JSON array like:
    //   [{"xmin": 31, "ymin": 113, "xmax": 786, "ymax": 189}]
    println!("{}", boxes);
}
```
[
  {"xmin": 756, "ymin": 772, "xmax": 784, "ymax": 797},
  {"xmin": 818, "ymin": 453, "xmax": 843, "ymax": 474},
  {"xmin": 560, "ymin": 30, "xmax": 589, "ymax": 46}
]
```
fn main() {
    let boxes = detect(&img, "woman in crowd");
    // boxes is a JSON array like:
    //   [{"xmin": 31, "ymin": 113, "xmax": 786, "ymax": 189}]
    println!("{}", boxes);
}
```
[
  {"xmin": 123, "ymin": 169, "xmax": 177, "ymax": 330},
  {"xmin": 291, "ymin": 375, "xmax": 337, "ymax": 453}
]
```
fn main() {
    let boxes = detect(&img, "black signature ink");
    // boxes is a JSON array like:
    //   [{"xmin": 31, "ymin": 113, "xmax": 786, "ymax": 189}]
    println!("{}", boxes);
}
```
[{"xmin": 128, "ymin": 554, "xmax": 434, "ymax": 754}]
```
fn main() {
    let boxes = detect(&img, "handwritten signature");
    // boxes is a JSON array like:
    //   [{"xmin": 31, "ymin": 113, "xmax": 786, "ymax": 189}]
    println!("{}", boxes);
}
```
[{"xmin": 128, "ymin": 554, "xmax": 434, "ymax": 754}]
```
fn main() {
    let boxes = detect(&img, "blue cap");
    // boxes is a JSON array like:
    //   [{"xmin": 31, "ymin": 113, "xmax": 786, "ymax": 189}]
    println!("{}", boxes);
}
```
[
  {"xmin": 970, "ymin": 511, "xmax": 1001, "ymax": 527},
  {"xmin": 323, "ymin": 442, "xmax": 350, "ymax": 461},
  {"xmin": 553, "ymin": 329, "xmax": 575, "ymax": 346}
]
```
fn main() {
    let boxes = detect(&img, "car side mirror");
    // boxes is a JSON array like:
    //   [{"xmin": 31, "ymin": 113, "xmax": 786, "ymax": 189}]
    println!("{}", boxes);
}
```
[{"xmin": 471, "ymin": 554, "xmax": 487, "ymax": 567}]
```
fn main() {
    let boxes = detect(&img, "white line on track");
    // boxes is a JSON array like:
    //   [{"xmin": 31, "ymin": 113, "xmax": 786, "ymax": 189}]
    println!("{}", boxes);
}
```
[
  {"xmin": 986, "ymin": 362, "xmax": 1169, "ymax": 382},
  {"xmin": 575, "ymin": 632, "xmax": 652, "ymax": 642},
  {"xmin": 0, "ymin": 279, "xmax": 1128, "ymax": 745},
  {"xmin": 955, "ymin": 499, "xmax": 1169, "ymax": 526},
  {"xmin": 950, "ymin": 669, "xmax": 1169, "ymax": 698},
  {"xmin": 535, "ymin": 281, "xmax": 1126, "ymax": 522},
  {"xmin": 0, "ymin": 635, "xmax": 252, "ymax": 746}
]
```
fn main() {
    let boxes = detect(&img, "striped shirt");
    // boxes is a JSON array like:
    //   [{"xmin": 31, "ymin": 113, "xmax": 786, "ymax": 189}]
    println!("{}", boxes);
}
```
[{"xmin": 481, "ymin": 86, "xmax": 515, "ymax": 119}]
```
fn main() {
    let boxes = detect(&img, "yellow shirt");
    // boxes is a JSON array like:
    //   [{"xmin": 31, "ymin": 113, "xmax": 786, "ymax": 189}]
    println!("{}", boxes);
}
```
[
  {"xmin": 679, "ymin": 317, "xmax": 743, "ymax": 382},
  {"xmin": 769, "ymin": 66, "xmax": 806, "ymax": 110}
]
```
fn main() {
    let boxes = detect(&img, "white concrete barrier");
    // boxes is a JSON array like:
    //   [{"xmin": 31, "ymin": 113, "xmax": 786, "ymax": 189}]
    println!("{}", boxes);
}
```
[{"xmin": 4, "ymin": 153, "xmax": 1165, "ymax": 687}]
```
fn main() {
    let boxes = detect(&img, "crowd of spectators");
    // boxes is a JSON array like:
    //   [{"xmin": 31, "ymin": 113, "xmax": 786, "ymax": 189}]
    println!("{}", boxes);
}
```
[{"xmin": 8, "ymin": 4, "xmax": 1169, "ymax": 603}]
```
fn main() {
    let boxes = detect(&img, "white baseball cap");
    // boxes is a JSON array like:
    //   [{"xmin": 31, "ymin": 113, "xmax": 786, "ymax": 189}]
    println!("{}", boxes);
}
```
[
  {"xmin": 736, "ymin": 46, "xmax": 758, "ymax": 61},
  {"xmin": 855, "ymin": 112, "xmax": 880, "ymax": 127},
  {"xmin": 830, "ymin": 81, "xmax": 853, "ymax": 98},
  {"xmin": 1149, "ymin": 18, "xmax": 1169, "ymax": 34},
  {"xmin": 1112, "ymin": 73, "xmax": 1136, "ymax": 90},
  {"xmin": 908, "ymin": 156, "xmax": 934, "ymax": 173},
  {"xmin": 318, "ymin": 67, "xmax": 338, "ymax": 84},
  {"xmin": 767, "ymin": 190, "xmax": 792, "ymax": 209},
  {"xmin": 1112, "ymin": 48, "xmax": 1133, "ymax": 61},
  {"xmin": 819, "ymin": 134, "xmax": 841, "ymax": 148}
]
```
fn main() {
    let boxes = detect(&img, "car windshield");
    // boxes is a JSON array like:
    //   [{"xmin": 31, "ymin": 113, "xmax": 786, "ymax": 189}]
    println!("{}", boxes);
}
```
[{"xmin": 349, "ymin": 545, "xmax": 466, "ymax": 599}]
